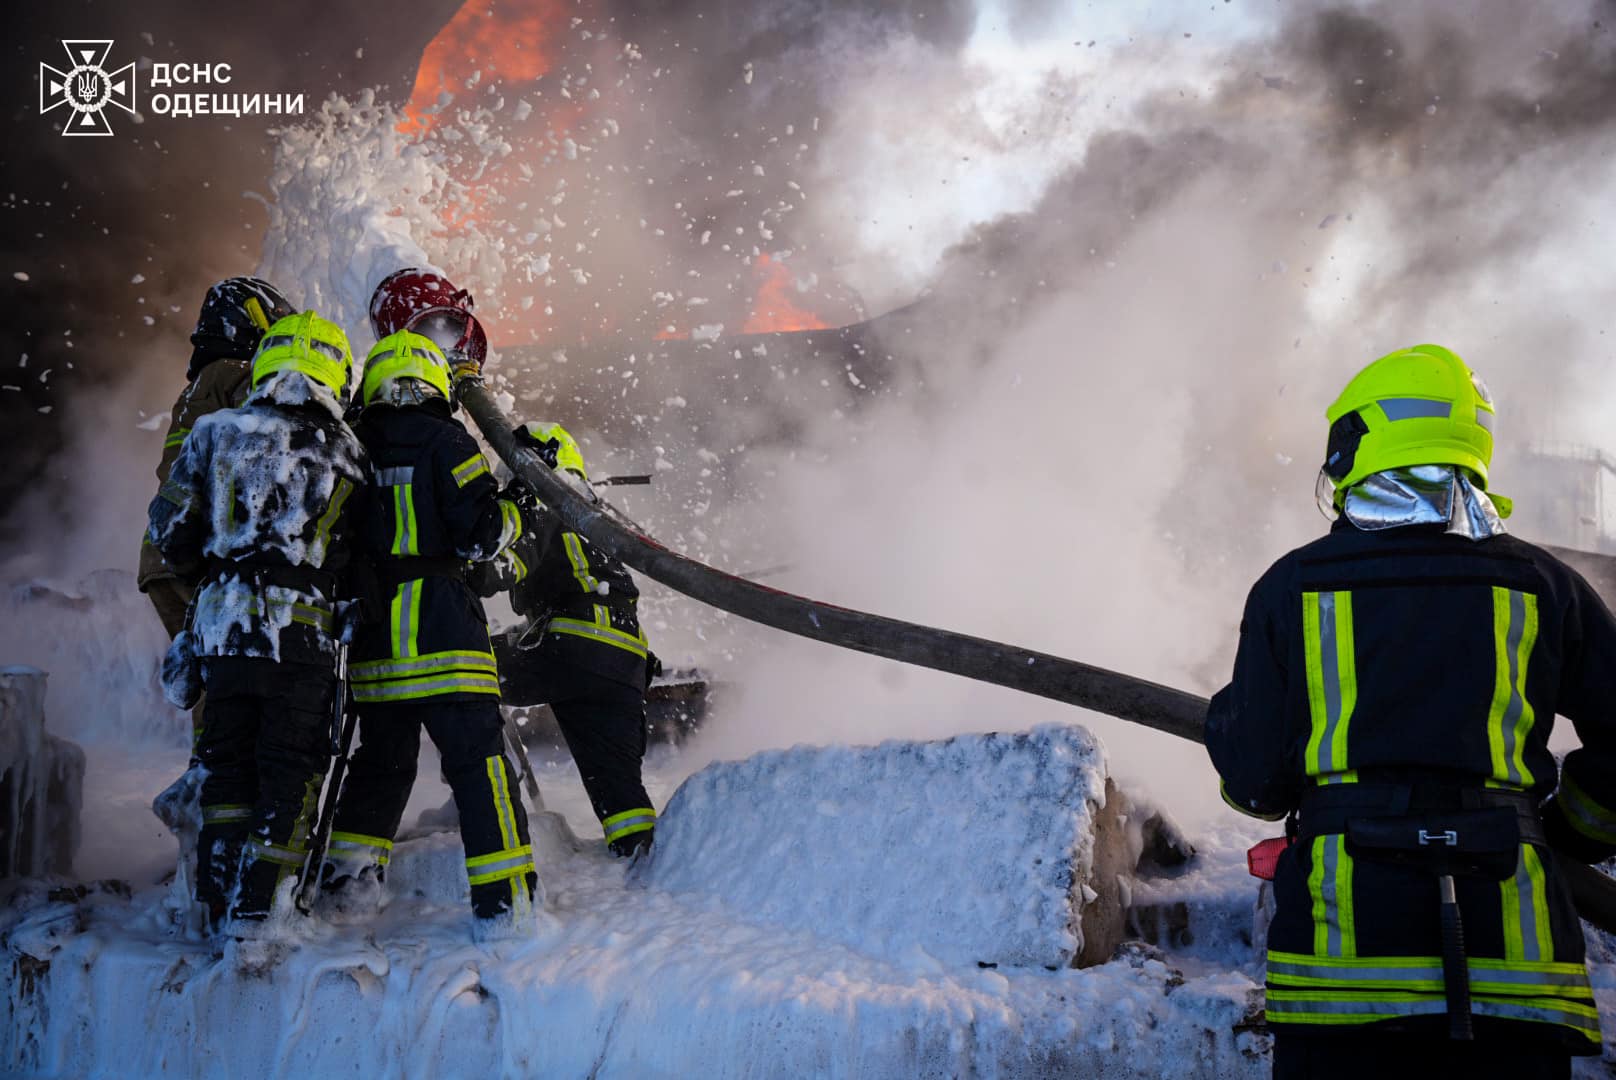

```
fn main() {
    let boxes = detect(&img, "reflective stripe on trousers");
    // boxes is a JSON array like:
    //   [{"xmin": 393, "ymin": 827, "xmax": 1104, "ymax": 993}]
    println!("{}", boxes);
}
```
[
  {"xmin": 202, "ymin": 803, "xmax": 252, "ymax": 826},
  {"xmin": 326, "ymin": 830, "xmax": 394, "ymax": 871},
  {"xmin": 466, "ymin": 844, "xmax": 534, "ymax": 886},
  {"xmin": 602, "ymin": 806, "xmax": 656, "ymax": 845},
  {"xmin": 480, "ymin": 755, "xmax": 533, "ymax": 919}
]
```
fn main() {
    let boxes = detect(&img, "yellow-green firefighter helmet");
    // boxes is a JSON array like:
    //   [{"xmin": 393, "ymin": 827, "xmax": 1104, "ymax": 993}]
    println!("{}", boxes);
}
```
[
  {"xmin": 250, "ymin": 311, "xmax": 355, "ymax": 401},
  {"xmin": 360, "ymin": 330, "xmax": 452, "ymax": 406},
  {"xmin": 1317, "ymin": 344, "xmax": 1497, "ymax": 510},
  {"xmin": 515, "ymin": 421, "xmax": 588, "ymax": 479}
]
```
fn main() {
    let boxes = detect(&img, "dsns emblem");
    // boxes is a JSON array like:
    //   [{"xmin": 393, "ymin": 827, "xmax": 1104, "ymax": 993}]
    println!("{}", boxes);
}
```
[{"xmin": 39, "ymin": 40, "xmax": 137, "ymax": 137}]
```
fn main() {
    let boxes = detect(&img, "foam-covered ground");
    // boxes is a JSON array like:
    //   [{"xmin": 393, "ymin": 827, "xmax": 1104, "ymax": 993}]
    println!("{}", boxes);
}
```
[
  {"xmin": 7, "ymin": 728, "xmax": 1275, "ymax": 1080},
  {"xmin": 7, "ymin": 726, "xmax": 1616, "ymax": 1078},
  {"xmin": 9, "ymin": 737, "xmax": 1616, "ymax": 1073}
]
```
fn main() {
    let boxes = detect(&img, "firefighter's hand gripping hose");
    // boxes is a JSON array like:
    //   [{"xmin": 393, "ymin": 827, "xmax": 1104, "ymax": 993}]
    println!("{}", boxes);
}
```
[{"xmin": 455, "ymin": 374, "xmax": 1616, "ymax": 933}]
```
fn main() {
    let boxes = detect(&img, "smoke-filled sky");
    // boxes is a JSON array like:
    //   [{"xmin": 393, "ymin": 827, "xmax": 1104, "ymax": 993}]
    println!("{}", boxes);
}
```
[{"xmin": 4, "ymin": 0, "xmax": 1616, "ymax": 822}]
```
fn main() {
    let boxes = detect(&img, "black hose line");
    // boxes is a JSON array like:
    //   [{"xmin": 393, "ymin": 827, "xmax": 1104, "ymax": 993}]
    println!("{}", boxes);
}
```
[{"xmin": 457, "ymin": 376, "xmax": 1616, "ymax": 933}]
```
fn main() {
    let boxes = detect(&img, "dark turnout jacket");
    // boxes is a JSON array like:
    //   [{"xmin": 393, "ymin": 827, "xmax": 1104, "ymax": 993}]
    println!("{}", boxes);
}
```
[
  {"xmin": 473, "ymin": 499, "xmax": 651, "ymax": 689},
  {"xmin": 1207, "ymin": 521, "xmax": 1616, "ymax": 1052},
  {"xmin": 348, "ymin": 399, "xmax": 522, "ymax": 705}
]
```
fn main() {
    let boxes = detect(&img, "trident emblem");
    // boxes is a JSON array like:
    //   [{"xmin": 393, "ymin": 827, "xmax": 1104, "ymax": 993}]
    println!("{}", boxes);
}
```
[{"xmin": 39, "ymin": 40, "xmax": 136, "ymax": 137}]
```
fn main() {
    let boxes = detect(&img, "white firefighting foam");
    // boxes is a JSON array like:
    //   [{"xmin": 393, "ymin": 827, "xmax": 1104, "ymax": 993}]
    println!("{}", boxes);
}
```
[
  {"xmin": 4, "ymin": 730, "xmax": 1283, "ymax": 1080},
  {"xmin": 255, "ymin": 90, "xmax": 517, "ymax": 350}
]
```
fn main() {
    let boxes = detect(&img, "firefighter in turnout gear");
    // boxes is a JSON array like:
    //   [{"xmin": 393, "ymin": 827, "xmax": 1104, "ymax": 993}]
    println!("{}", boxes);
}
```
[
  {"xmin": 472, "ymin": 421, "xmax": 659, "ymax": 857},
  {"xmin": 141, "ymin": 277, "xmax": 298, "ymax": 749},
  {"xmin": 1206, "ymin": 345, "xmax": 1616, "ymax": 1079},
  {"xmin": 323, "ymin": 323, "xmax": 538, "ymax": 927},
  {"xmin": 146, "ymin": 311, "xmax": 366, "ymax": 928}
]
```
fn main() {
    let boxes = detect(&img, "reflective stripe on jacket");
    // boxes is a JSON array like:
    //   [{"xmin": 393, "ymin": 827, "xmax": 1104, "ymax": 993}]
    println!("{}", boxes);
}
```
[
  {"xmin": 350, "ymin": 400, "xmax": 521, "ymax": 704},
  {"xmin": 1206, "ymin": 525, "xmax": 1616, "ymax": 1052},
  {"xmin": 472, "ymin": 501, "xmax": 650, "ymax": 689}
]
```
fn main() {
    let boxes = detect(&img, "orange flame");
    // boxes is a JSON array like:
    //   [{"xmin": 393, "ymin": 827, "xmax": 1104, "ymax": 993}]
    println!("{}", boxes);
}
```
[
  {"xmin": 400, "ymin": 0, "xmax": 565, "ymax": 136},
  {"xmin": 402, "ymin": 3, "xmax": 844, "ymax": 346},
  {"xmin": 741, "ymin": 254, "xmax": 832, "ymax": 335}
]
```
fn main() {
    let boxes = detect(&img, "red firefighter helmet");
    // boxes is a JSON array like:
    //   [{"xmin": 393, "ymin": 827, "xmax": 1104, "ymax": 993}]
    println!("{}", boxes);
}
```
[
  {"xmin": 370, "ymin": 267, "xmax": 487, "ymax": 369},
  {"xmin": 369, "ymin": 268, "xmax": 474, "ymax": 337}
]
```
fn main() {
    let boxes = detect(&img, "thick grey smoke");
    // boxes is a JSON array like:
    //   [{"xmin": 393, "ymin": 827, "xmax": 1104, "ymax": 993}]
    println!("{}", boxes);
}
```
[
  {"xmin": 0, "ymin": 1, "xmax": 455, "ymax": 572},
  {"xmin": 10, "ymin": 0, "xmax": 1616, "ymax": 832},
  {"xmin": 659, "ymin": 0, "xmax": 1616, "ymax": 818},
  {"xmin": 245, "ymin": 0, "xmax": 1616, "ymax": 823}
]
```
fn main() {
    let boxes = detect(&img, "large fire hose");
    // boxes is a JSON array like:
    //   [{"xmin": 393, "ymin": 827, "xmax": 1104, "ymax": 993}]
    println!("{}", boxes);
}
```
[{"xmin": 458, "ymin": 376, "xmax": 1616, "ymax": 932}]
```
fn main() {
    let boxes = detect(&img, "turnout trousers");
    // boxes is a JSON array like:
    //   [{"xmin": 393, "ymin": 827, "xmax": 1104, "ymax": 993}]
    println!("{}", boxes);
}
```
[
  {"xmin": 147, "ymin": 575, "xmax": 205, "ymax": 749},
  {"xmin": 194, "ymin": 657, "xmax": 333, "ymax": 924},
  {"xmin": 1272, "ymin": 1028, "xmax": 1570, "ymax": 1079},
  {"xmin": 328, "ymin": 698, "xmax": 537, "ymax": 920},
  {"xmin": 497, "ymin": 646, "xmax": 656, "ymax": 855}
]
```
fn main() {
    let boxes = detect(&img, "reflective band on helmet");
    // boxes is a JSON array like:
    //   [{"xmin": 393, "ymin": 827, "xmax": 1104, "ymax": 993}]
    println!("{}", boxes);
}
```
[
  {"xmin": 602, "ymin": 807, "xmax": 657, "ymax": 844},
  {"xmin": 1486, "ymin": 587, "xmax": 1538, "ymax": 790},
  {"xmin": 1302, "ymin": 590, "xmax": 1357, "ymax": 785},
  {"xmin": 258, "ymin": 334, "xmax": 346, "ymax": 364},
  {"xmin": 362, "ymin": 331, "xmax": 450, "ymax": 404},
  {"xmin": 243, "ymin": 296, "xmax": 270, "ymax": 332},
  {"xmin": 1376, "ymin": 398, "xmax": 1454, "ymax": 421}
]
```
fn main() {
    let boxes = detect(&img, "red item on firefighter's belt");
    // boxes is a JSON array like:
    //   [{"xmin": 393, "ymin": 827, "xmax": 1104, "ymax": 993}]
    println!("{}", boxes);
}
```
[{"xmin": 1247, "ymin": 836, "xmax": 1292, "ymax": 880}]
